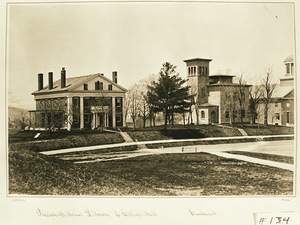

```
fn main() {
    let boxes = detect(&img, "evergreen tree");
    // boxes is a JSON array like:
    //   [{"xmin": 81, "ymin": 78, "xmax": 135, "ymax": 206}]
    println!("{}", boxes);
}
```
[{"xmin": 147, "ymin": 62, "xmax": 192, "ymax": 129}]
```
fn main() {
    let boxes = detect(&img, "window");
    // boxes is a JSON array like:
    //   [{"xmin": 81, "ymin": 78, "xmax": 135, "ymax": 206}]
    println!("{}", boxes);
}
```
[
  {"xmin": 100, "ymin": 82, "xmax": 103, "ymax": 90},
  {"xmin": 201, "ymin": 111, "xmax": 205, "ymax": 119},
  {"xmin": 95, "ymin": 81, "xmax": 99, "ymax": 90},
  {"xmin": 116, "ymin": 98, "xmax": 122, "ymax": 107},
  {"xmin": 199, "ymin": 66, "xmax": 202, "ymax": 75},
  {"xmin": 275, "ymin": 113, "xmax": 280, "ymax": 120},
  {"xmin": 73, "ymin": 114, "xmax": 79, "ymax": 123},
  {"xmin": 108, "ymin": 84, "xmax": 112, "ymax": 91},
  {"xmin": 241, "ymin": 109, "xmax": 245, "ymax": 118},
  {"xmin": 188, "ymin": 67, "xmax": 191, "ymax": 75},
  {"xmin": 84, "ymin": 114, "xmax": 90, "ymax": 123},
  {"xmin": 41, "ymin": 113, "xmax": 45, "ymax": 127},
  {"xmin": 225, "ymin": 111, "xmax": 229, "ymax": 119},
  {"xmin": 201, "ymin": 87, "xmax": 206, "ymax": 97},
  {"xmin": 116, "ymin": 113, "xmax": 122, "ymax": 122},
  {"xmin": 287, "ymin": 112, "xmax": 290, "ymax": 123},
  {"xmin": 233, "ymin": 92, "xmax": 238, "ymax": 100},
  {"xmin": 205, "ymin": 67, "xmax": 208, "ymax": 75},
  {"xmin": 286, "ymin": 64, "xmax": 290, "ymax": 74}
]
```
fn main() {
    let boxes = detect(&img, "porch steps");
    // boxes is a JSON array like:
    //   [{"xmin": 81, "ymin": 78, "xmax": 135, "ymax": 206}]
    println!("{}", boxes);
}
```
[
  {"xmin": 237, "ymin": 128, "xmax": 248, "ymax": 136},
  {"xmin": 118, "ymin": 128, "xmax": 134, "ymax": 142}
]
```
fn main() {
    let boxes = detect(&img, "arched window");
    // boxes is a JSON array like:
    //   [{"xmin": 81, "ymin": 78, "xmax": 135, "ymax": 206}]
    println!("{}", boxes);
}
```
[
  {"xmin": 201, "ymin": 110, "xmax": 205, "ymax": 119},
  {"xmin": 188, "ymin": 67, "xmax": 191, "ymax": 75},
  {"xmin": 199, "ymin": 66, "xmax": 202, "ymax": 75},
  {"xmin": 194, "ymin": 66, "xmax": 196, "ymax": 74},
  {"xmin": 205, "ymin": 67, "xmax": 208, "ymax": 75}
]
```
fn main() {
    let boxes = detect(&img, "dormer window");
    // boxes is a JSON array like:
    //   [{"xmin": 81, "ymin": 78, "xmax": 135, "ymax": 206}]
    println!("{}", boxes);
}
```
[{"xmin": 84, "ymin": 83, "xmax": 88, "ymax": 90}]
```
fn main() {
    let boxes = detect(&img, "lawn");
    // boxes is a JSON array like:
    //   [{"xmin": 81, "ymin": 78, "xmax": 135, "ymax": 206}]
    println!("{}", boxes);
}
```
[
  {"xmin": 234, "ymin": 125, "xmax": 294, "ymax": 136},
  {"xmin": 9, "ymin": 131, "xmax": 124, "ymax": 152},
  {"xmin": 9, "ymin": 146, "xmax": 293, "ymax": 196},
  {"xmin": 226, "ymin": 151, "xmax": 294, "ymax": 164},
  {"xmin": 127, "ymin": 124, "xmax": 242, "ymax": 141}
]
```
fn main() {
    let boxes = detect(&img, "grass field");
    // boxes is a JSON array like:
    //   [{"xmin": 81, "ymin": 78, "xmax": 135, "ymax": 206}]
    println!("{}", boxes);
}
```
[
  {"xmin": 9, "ymin": 131, "xmax": 124, "ymax": 152},
  {"xmin": 234, "ymin": 124, "xmax": 294, "ymax": 136},
  {"xmin": 127, "ymin": 124, "xmax": 242, "ymax": 141},
  {"xmin": 226, "ymin": 151, "xmax": 294, "ymax": 164},
  {"xmin": 9, "ymin": 146, "xmax": 293, "ymax": 196}
]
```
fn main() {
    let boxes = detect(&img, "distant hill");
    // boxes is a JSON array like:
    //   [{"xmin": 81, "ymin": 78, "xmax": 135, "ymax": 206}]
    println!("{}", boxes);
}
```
[{"xmin": 8, "ymin": 106, "xmax": 29, "ymax": 129}]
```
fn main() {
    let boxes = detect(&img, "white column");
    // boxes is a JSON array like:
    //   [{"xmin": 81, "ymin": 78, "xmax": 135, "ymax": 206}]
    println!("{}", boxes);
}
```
[
  {"xmin": 112, "ymin": 97, "xmax": 116, "ymax": 127},
  {"xmin": 104, "ymin": 112, "xmax": 107, "ymax": 127},
  {"xmin": 122, "ymin": 97, "xmax": 126, "ymax": 127},
  {"xmin": 67, "ymin": 97, "xmax": 73, "ymax": 131},
  {"xmin": 80, "ymin": 97, "xmax": 84, "ymax": 129},
  {"xmin": 92, "ymin": 112, "xmax": 95, "ymax": 129}
]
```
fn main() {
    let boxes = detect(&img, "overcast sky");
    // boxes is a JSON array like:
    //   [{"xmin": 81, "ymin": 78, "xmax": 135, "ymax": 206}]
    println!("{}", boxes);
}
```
[{"xmin": 8, "ymin": 2, "xmax": 295, "ymax": 109}]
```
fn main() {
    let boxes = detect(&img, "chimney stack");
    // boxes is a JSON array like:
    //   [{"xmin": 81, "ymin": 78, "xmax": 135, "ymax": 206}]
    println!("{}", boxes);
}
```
[
  {"xmin": 38, "ymin": 73, "xmax": 43, "ymax": 91},
  {"xmin": 112, "ymin": 71, "xmax": 117, "ymax": 83},
  {"xmin": 48, "ymin": 72, "xmax": 53, "ymax": 90},
  {"xmin": 61, "ymin": 67, "xmax": 66, "ymax": 88}
]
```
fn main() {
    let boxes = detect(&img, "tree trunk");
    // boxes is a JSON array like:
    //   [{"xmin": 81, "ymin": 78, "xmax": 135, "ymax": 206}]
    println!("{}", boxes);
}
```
[
  {"xmin": 133, "ymin": 118, "xmax": 136, "ymax": 131},
  {"xmin": 195, "ymin": 108, "xmax": 199, "ymax": 125},
  {"xmin": 164, "ymin": 107, "xmax": 168, "ymax": 129},
  {"xmin": 171, "ymin": 110, "xmax": 174, "ymax": 127},
  {"xmin": 264, "ymin": 104, "xmax": 268, "ymax": 126}
]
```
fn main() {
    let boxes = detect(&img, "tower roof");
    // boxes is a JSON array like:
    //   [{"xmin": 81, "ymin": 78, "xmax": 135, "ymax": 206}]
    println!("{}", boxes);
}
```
[
  {"xmin": 284, "ymin": 55, "xmax": 294, "ymax": 63},
  {"xmin": 183, "ymin": 58, "xmax": 212, "ymax": 62}
]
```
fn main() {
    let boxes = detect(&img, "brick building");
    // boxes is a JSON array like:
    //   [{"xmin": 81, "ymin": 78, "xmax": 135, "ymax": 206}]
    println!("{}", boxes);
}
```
[
  {"xmin": 256, "ymin": 55, "xmax": 295, "ymax": 126},
  {"xmin": 184, "ymin": 58, "xmax": 251, "ymax": 124},
  {"xmin": 30, "ymin": 68, "xmax": 127, "ymax": 130}
]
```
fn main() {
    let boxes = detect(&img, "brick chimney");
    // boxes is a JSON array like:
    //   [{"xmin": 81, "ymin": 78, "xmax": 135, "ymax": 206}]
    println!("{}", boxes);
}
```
[
  {"xmin": 38, "ymin": 73, "xmax": 43, "ymax": 91},
  {"xmin": 112, "ymin": 71, "xmax": 117, "ymax": 83},
  {"xmin": 61, "ymin": 67, "xmax": 66, "ymax": 88},
  {"xmin": 48, "ymin": 72, "xmax": 53, "ymax": 90}
]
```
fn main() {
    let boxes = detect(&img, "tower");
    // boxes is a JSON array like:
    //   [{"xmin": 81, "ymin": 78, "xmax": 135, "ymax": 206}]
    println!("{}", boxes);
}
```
[
  {"xmin": 184, "ymin": 58, "xmax": 212, "ymax": 105},
  {"xmin": 280, "ymin": 55, "xmax": 294, "ymax": 87}
]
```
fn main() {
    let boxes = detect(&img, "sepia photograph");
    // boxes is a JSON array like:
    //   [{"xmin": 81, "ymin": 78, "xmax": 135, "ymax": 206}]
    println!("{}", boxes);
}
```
[{"xmin": 6, "ymin": 1, "xmax": 296, "ymax": 197}]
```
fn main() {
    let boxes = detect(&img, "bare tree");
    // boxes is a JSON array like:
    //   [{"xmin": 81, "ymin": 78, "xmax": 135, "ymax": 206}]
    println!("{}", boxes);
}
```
[
  {"xmin": 127, "ymin": 84, "xmax": 140, "ymax": 131},
  {"xmin": 249, "ymin": 85, "xmax": 262, "ymax": 124},
  {"xmin": 15, "ymin": 110, "xmax": 29, "ymax": 131},
  {"xmin": 261, "ymin": 67, "xmax": 277, "ymax": 126},
  {"xmin": 236, "ymin": 73, "xmax": 247, "ymax": 125}
]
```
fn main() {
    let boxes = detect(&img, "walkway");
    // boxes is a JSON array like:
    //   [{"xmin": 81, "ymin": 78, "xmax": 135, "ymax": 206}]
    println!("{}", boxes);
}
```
[
  {"xmin": 42, "ymin": 138, "xmax": 295, "ymax": 171},
  {"xmin": 40, "ymin": 134, "xmax": 293, "ymax": 155}
]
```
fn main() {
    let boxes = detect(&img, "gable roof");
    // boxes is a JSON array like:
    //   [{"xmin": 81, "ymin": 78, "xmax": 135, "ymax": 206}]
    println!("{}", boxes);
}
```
[
  {"xmin": 272, "ymin": 86, "xmax": 294, "ymax": 98},
  {"xmin": 32, "ymin": 73, "xmax": 127, "ymax": 95},
  {"xmin": 253, "ymin": 84, "xmax": 294, "ymax": 99}
]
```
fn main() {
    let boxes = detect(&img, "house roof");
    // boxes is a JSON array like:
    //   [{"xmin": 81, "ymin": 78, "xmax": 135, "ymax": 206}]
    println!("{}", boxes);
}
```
[
  {"xmin": 183, "ymin": 58, "xmax": 212, "ymax": 62},
  {"xmin": 209, "ymin": 74, "xmax": 235, "ymax": 78},
  {"xmin": 272, "ymin": 86, "xmax": 294, "ymax": 98},
  {"xmin": 253, "ymin": 84, "xmax": 294, "ymax": 99},
  {"xmin": 32, "ymin": 73, "xmax": 127, "ymax": 95},
  {"xmin": 199, "ymin": 103, "xmax": 219, "ymax": 107}
]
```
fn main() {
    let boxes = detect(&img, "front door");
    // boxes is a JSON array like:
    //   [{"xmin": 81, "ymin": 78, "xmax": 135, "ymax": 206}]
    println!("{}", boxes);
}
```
[{"xmin": 211, "ymin": 111, "xmax": 217, "ymax": 123}]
